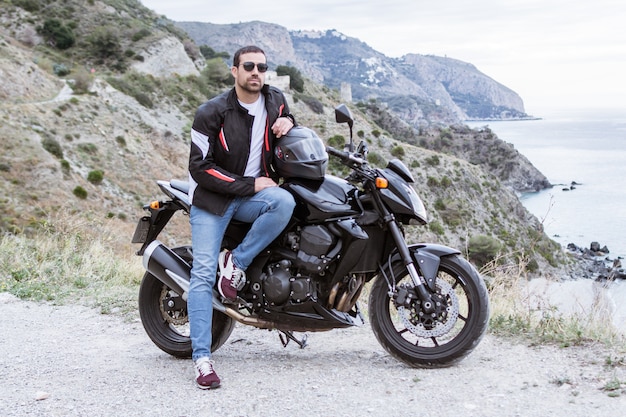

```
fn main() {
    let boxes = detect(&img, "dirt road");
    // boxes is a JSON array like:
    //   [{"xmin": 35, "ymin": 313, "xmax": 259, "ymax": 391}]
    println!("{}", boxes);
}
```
[{"xmin": 1, "ymin": 292, "xmax": 624, "ymax": 417}]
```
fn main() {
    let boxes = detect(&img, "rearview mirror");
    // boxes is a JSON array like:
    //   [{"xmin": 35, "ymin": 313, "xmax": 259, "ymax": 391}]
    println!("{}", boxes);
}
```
[{"xmin": 334, "ymin": 104, "xmax": 353, "ymax": 128}]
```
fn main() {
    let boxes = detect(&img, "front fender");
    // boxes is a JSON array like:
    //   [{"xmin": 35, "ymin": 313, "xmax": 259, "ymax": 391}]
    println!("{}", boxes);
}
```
[{"xmin": 386, "ymin": 243, "xmax": 461, "ymax": 292}]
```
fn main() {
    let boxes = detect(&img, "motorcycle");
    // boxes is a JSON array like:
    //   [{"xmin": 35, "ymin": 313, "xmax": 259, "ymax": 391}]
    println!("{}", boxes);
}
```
[{"xmin": 132, "ymin": 104, "xmax": 489, "ymax": 368}]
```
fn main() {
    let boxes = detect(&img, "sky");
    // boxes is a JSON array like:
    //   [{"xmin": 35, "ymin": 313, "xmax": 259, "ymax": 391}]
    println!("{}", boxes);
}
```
[{"xmin": 140, "ymin": 0, "xmax": 626, "ymax": 116}]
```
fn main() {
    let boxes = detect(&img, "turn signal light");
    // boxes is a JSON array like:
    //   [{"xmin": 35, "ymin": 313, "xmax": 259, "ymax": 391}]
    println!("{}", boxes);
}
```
[
  {"xmin": 375, "ymin": 177, "xmax": 388, "ymax": 189},
  {"xmin": 150, "ymin": 201, "xmax": 161, "ymax": 209}
]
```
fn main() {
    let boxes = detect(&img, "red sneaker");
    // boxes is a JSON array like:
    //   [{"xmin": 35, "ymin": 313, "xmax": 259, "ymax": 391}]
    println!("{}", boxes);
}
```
[
  {"xmin": 217, "ymin": 250, "xmax": 245, "ymax": 302},
  {"xmin": 194, "ymin": 357, "xmax": 221, "ymax": 389}
]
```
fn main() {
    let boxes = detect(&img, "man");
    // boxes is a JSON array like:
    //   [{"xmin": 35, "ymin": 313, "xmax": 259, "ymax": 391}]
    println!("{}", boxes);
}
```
[{"xmin": 187, "ymin": 45, "xmax": 296, "ymax": 389}]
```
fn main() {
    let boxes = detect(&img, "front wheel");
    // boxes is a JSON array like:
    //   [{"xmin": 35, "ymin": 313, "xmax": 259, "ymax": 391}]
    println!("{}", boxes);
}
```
[
  {"xmin": 369, "ymin": 254, "xmax": 489, "ymax": 368},
  {"xmin": 138, "ymin": 272, "xmax": 235, "ymax": 358}
]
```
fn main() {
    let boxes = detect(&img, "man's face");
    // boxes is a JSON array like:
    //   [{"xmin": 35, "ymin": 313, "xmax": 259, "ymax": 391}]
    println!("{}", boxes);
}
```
[{"xmin": 232, "ymin": 52, "xmax": 267, "ymax": 94}]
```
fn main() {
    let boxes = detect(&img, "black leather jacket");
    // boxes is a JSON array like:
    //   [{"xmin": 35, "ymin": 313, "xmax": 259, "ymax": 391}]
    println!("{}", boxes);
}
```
[{"xmin": 188, "ymin": 85, "xmax": 294, "ymax": 215}]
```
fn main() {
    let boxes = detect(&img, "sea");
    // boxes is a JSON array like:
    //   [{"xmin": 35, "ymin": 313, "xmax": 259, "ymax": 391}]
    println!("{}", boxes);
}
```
[
  {"xmin": 466, "ymin": 108, "xmax": 626, "ymax": 260},
  {"xmin": 467, "ymin": 108, "xmax": 626, "ymax": 333}
]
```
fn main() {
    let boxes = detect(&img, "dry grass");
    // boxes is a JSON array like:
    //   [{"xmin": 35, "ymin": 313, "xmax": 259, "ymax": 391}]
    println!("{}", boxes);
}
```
[
  {"xmin": 484, "ymin": 255, "xmax": 625, "ymax": 349},
  {"xmin": 0, "ymin": 212, "xmax": 144, "ymax": 316},
  {"xmin": 1, "ymin": 215, "xmax": 624, "ymax": 350}
]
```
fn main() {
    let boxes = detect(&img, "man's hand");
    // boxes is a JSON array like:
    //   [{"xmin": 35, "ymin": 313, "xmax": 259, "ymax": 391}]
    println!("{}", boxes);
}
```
[
  {"xmin": 271, "ymin": 116, "xmax": 294, "ymax": 138},
  {"xmin": 254, "ymin": 176, "xmax": 278, "ymax": 192}
]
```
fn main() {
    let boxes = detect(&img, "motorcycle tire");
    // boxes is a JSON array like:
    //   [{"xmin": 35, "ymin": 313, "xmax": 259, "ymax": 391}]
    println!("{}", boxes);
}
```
[
  {"xmin": 138, "ymin": 272, "xmax": 235, "ymax": 358},
  {"xmin": 369, "ymin": 254, "xmax": 489, "ymax": 368}
]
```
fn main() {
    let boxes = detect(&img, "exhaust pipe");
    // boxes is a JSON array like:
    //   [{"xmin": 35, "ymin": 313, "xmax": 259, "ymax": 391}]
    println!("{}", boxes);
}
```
[
  {"xmin": 142, "ymin": 241, "xmax": 191, "ymax": 300},
  {"xmin": 142, "ymin": 241, "xmax": 277, "ymax": 326}
]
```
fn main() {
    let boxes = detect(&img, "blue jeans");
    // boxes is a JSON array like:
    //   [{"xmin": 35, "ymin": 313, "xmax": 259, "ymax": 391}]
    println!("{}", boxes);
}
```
[{"xmin": 187, "ymin": 186, "xmax": 295, "ymax": 361}]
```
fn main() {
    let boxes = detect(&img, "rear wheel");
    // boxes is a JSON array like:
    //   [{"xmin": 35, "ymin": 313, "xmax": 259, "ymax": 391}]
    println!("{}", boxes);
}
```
[
  {"xmin": 369, "ymin": 254, "xmax": 489, "ymax": 368},
  {"xmin": 138, "ymin": 272, "xmax": 235, "ymax": 358}
]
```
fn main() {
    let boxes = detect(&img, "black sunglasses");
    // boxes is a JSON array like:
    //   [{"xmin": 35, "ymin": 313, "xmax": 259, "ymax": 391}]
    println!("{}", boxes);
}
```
[{"xmin": 239, "ymin": 61, "xmax": 269, "ymax": 73}]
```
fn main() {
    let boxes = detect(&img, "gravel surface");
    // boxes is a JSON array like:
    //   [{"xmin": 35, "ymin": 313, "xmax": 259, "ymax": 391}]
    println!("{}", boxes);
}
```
[{"xmin": 1, "ymin": 292, "xmax": 625, "ymax": 417}]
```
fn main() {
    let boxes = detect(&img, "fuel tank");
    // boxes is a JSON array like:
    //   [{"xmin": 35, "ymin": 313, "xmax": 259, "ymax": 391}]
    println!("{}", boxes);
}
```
[{"xmin": 282, "ymin": 175, "xmax": 360, "ymax": 223}]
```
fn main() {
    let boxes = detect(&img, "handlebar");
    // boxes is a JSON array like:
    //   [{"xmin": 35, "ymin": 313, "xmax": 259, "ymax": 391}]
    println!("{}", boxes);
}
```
[
  {"xmin": 325, "ymin": 146, "xmax": 348, "ymax": 159},
  {"xmin": 326, "ymin": 146, "xmax": 377, "ymax": 184},
  {"xmin": 326, "ymin": 146, "xmax": 365, "ymax": 167}
]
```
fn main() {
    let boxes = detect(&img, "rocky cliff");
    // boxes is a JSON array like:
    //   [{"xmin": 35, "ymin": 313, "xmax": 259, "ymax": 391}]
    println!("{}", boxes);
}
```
[
  {"xmin": 0, "ymin": 0, "xmax": 563, "ymax": 274},
  {"xmin": 177, "ymin": 21, "xmax": 530, "ymax": 124}
]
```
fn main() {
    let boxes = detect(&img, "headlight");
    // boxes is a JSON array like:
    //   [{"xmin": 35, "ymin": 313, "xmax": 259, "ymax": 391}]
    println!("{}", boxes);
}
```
[{"xmin": 402, "ymin": 184, "xmax": 427, "ymax": 223}]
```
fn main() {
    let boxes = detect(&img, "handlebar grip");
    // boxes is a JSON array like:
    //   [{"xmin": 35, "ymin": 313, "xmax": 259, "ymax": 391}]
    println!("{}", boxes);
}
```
[{"xmin": 326, "ymin": 146, "xmax": 349, "ymax": 159}]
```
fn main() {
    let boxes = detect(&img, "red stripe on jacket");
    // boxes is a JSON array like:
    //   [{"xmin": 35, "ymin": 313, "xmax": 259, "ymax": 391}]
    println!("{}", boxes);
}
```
[
  {"xmin": 219, "ymin": 126, "xmax": 229, "ymax": 151},
  {"xmin": 206, "ymin": 169, "xmax": 235, "ymax": 182}
]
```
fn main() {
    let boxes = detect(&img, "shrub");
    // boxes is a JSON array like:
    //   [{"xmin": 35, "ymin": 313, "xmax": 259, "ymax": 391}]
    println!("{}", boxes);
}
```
[
  {"xmin": 131, "ymin": 28, "xmax": 152, "ymax": 42},
  {"xmin": 439, "ymin": 128, "xmax": 453, "ymax": 140},
  {"xmin": 71, "ymin": 69, "xmax": 93, "ymax": 94},
  {"xmin": 468, "ymin": 235, "xmax": 502, "ymax": 267},
  {"xmin": 199, "ymin": 45, "xmax": 229, "ymax": 60},
  {"xmin": 60, "ymin": 160, "xmax": 70, "ymax": 173},
  {"xmin": 88, "ymin": 26, "xmax": 122, "ymax": 60},
  {"xmin": 14, "ymin": 0, "xmax": 41, "ymax": 12},
  {"xmin": 87, "ymin": 170, "xmax": 104, "ymax": 185},
  {"xmin": 77, "ymin": 143, "xmax": 98, "ymax": 154},
  {"xmin": 429, "ymin": 221, "xmax": 445, "ymax": 235},
  {"xmin": 390, "ymin": 145, "xmax": 405, "ymax": 158},
  {"xmin": 440, "ymin": 176, "xmax": 452, "ymax": 187},
  {"xmin": 133, "ymin": 92, "xmax": 153, "ymax": 109},
  {"xmin": 327, "ymin": 134, "xmax": 345, "ymax": 149},
  {"xmin": 201, "ymin": 58, "xmax": 232, "ymax": 86},
  {"xmin": 367, "ymin": 151, "xmax": 386, "ymax": 167},
  {"xmin": 183, "ymin": 39, "xmax": 200, "ymax": 60},
  {"xmin": 42, "ymin": 137, "xmax": 63, "ymax": 159},
  {"xmin": 299, "ymin": 95, "xmax": 324, "ymax": 114},
  {"xmin": 73, "ymin": 186, "xmax": 88, "ymax": 199},
  {"xmin": 426, "ymin": 176, "xmax": 439, "ymax": 187},
  {"xmin": 39, "ymin": 19, "xmax": 75, "ymax": 50},
  {"xmin": 53, "ymin": 63, "xmax": 70, "ymax": 77},
  {"xmin": 425, "ymin": 155, "xmax": 441, "ymax": 166}
]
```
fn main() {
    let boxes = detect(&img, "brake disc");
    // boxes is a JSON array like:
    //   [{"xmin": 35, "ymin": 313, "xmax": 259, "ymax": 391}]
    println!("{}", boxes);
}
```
[
  {"xmin": 397, "ymin": 279, "xmax": 460, "ymax": 338},
  {"xmin": 159, "ymin": 287, "xmax": 188, "ymax": 326}
]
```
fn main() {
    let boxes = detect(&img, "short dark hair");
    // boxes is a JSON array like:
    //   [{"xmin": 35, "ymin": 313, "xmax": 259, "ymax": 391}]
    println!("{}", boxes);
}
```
[{"xmin": 233, "ymin": 45, "xmax": 266, "ymax": 67}]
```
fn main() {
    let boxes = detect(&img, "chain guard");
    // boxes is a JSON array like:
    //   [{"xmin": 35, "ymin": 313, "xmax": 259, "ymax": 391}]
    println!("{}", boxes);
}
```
[{"xmin": 397, "ymin": 279, "xmax": 459, "ymax": 338}]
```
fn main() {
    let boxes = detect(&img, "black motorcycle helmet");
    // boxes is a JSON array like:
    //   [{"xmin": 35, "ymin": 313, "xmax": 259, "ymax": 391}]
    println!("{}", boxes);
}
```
[{"xmin": 274, "ymin": 126, "xmax": 328, "ymax": 180}]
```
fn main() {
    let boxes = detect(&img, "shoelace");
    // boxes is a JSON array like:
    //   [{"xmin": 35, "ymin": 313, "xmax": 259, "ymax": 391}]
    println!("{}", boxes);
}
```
[
  {"xmin": 231, "ymin": 270, "xmax": 246, "ymax": 291},
  {"xmin": 196, "ymin": 359, "xmax": 215, "ymax": 376}
]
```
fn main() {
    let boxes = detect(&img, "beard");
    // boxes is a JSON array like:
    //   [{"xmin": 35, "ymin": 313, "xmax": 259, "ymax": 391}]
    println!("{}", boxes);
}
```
[{"xmin": 238, "ymin": 76, "xmax": 263, "ymax": 93}]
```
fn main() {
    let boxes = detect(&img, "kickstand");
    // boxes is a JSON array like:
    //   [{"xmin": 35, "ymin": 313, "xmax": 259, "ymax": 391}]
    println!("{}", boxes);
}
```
[{"xmin": 279, "ymin": 331, "xmax": 308, "ymax": 349}]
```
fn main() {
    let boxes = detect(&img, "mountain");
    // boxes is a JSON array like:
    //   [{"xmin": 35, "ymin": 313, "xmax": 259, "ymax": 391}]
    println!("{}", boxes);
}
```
[
  {"xmin": 176, "ymin": 21, "xmax": 529, "ymax": 124},
  {"xmin": 0, "ymin": 0, "xmax": 565, "ymax": 275}
]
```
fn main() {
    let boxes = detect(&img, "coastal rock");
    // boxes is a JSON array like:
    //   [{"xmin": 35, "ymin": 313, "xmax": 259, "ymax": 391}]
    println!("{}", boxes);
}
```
[{"xmin": 566, "ymin": 242, "xmax": 625, "ymax": 281}]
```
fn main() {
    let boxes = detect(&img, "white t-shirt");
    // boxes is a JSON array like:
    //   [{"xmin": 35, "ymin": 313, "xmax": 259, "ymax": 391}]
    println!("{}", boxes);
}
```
[{"xmin": 239, "ymin": 95, "xmax": 267, "ymax": 178}]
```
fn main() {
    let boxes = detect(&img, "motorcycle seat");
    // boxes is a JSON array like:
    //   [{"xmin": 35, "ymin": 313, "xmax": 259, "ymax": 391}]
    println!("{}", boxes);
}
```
[{"xmin": 170, "ymin": 179, "xmax": 190, "ymax": 194}]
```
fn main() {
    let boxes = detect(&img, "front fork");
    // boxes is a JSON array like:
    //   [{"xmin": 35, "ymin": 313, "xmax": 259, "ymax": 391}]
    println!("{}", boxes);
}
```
[{"xmin": 370, "ymin": 192, "xmax": 437, "ymax": 314}]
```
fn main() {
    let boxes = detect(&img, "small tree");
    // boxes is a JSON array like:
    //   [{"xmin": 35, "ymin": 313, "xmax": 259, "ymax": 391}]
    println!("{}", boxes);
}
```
[
  {"xmin": 276, "ymin": 65, "xmax": 304, "ymax": 93},
  {"xmin": 88, "ymin": 26, "xmax": 122, "ymax": 61},
  {"xmin": 39, "ymin": 19, "xmax": 75, "ymax": 50},
  {"xmin": 199, "ymin": 45, "xmax": 229, "ymax": 60}
]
